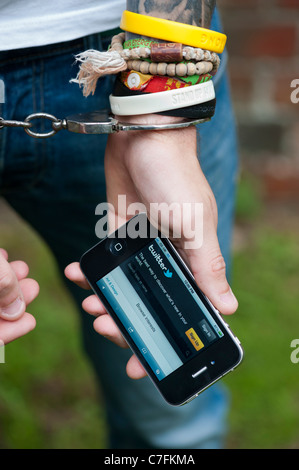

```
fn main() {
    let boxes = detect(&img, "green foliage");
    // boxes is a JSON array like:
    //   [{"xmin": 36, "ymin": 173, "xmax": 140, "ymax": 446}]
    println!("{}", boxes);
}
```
[{"xmin": 235, "ymin": 172, "xmax": 262, "ymax": 222}]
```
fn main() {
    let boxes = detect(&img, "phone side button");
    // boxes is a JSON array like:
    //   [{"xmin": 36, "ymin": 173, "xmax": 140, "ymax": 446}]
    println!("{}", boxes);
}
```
[{"xmin": 192, "ymin": 366, "xmax": 208, "ymax": 379}]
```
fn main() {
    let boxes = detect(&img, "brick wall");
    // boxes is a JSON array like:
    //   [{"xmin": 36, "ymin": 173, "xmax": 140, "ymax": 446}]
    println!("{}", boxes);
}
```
[{"xmin": 218, "ymin": 0, "xmax": 299, "ymax": 200}]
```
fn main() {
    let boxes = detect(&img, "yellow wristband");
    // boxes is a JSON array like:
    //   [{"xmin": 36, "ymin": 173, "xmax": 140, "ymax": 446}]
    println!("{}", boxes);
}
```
[{"xmin": 120, "ymin": 10, "xmax": 227, "ymax": 54}]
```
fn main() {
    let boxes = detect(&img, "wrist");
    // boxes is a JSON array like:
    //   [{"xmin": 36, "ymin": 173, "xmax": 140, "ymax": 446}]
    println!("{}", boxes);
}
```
[{"xmin": 114, "ymin": 113, "xmax": 186, "ymax": 126}]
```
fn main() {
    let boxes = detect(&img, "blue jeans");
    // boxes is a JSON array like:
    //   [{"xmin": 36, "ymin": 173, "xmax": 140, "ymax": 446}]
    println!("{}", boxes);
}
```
[{"xmin": 0, "ymin": 13, "xmax": 238, "ymax": 449}]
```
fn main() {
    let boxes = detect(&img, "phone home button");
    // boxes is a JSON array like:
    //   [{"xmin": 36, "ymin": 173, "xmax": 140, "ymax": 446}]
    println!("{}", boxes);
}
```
[{"xmin": 106, "ymin": 239, "xmax": 127, "ymax": 256}]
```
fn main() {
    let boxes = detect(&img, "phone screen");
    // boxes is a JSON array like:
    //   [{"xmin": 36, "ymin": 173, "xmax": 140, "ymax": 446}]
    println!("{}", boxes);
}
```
[{"xmin": 96, "ymin": 237, "xmax": 224, "ymax": 381}]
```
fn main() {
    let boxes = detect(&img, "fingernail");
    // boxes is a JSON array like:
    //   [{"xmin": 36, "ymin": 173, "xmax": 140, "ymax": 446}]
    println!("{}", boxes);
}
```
[
  {"xmin": 0, "ymin": 296, "xmax": 26, "ymax": 320},
  {"xmin": 219, "ymin": 288, "xmax": 238, "ymax": 306}
]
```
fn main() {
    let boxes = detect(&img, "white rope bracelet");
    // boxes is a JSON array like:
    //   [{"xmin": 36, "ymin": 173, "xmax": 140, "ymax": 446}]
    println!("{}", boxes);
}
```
[{"xmin": 109, "ymin": 80, "xmax": 215, "ymax": 116}]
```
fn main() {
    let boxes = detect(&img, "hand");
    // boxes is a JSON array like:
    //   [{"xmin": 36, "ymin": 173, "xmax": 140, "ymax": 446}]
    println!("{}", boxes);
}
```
[
  {"xmin": 0, "ymin": 249, "xmax": 39, "ymax": 344},
  {"xmin": 66, "ymin": 114, "xmax": 238, "ymax": 379}
]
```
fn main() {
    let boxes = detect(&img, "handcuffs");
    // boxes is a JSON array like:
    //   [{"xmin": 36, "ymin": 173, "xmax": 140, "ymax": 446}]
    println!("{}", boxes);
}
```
[
  {"xmin": 0, "ymin": 109, "xmax": 209, "ymax": 139},
  {"xmin": 66, "ymin": 110, "xmax": 209, "ymax": 135}
]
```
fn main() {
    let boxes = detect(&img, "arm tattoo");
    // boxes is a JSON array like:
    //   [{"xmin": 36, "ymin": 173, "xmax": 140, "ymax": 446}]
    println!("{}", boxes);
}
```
[{"xmin": 126, "ymin": 0, "xmax": 216, "ymax": 41}]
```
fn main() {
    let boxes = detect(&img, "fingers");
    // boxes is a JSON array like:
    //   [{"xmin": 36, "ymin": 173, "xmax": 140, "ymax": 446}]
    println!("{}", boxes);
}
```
[
  {"xmin": 126, "ymin": 355, "xmax": 147, "ymax": 380},
  {"xmin": 92, "ymin": 309, "xmax": 147, "ymax": 380},
  {"xmin": 64, "ymin": 262, "xmax": 91, "ymax": 290},
  {"xmin": 19, "ymin": 278, "xmax": 40, "ymax": 306},
  {"xmin": 65, "ymin": 262, "xmax": 130, "ymax": 348},
  {"xmin": 66, "ymin": 262, "xmax": 129, "ymax": 347},
  {"xmin": 93, "ymin": 314, "xmax": 128, "ymax": 349},
  {"xmin": 10, "ymin": 260, "xmax": 30, "ymax": 281},
  {"xmin": 0, "ymin": 252, "xmax": 26, "ymax": 321},
  {"xmin": 82, "ymin": 294, "xmax": 106, "ymax": 316},
  {"xmin": 0, "ymin": 312, "xmax": 36, "ymax": 344},
  {"xmin": 0, "ymin": 249, "xmax": 8, "ymax": 260},
  {"xmin": 0, "ymin": 251, "xmax": 38, "ymax": 343}
]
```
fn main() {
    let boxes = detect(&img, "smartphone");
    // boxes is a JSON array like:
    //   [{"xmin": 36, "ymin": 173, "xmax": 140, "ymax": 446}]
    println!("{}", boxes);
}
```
[{"xmin": 80, "ymin": 213, "xmax": 243, "ymax": 406}]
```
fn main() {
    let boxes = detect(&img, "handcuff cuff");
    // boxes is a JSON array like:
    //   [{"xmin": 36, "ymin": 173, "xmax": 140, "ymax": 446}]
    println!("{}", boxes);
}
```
[
  {"xmin": 66, "ymin": 110, "xmax": 209, "ymax": 134},
  {"xmin": 0, "ymin": 110, "xmax": 210, "ymax": 139}
]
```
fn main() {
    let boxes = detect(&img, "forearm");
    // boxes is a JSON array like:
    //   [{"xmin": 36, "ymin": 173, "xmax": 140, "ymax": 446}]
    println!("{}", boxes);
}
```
[
  {"xmin": 126, "ymin": 0, "xmax": 216, "ymax": 36},
  {"xmin": 115, "ymin": 0, "xmax": 218, "ymax": 122},
  {"xmin": 114, "ymin": 1, "xmax": 217, "ymax": 168},
  {"xmin": 66, "ymin": 1, "xmax": 238, "ymax": 369},
  {"xmin": 116, "ymin": 2, "xmax": 218, "ymax": 149},
  {"xmin": 111, "ymin": 0, "xmax": 218, "ymax": 159}
]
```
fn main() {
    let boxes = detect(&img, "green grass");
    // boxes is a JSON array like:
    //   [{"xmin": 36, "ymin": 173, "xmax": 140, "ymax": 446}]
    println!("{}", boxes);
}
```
[
  {"xmin": 224, "ymin": 175, "xmax": 299, "ymax": 449},
  {"xmin": 0, "ymin": 173, "xmax": 299, "ymax": 449},
  {"xmin": 225, "ymin": 228, "xmax": 299, "ymax": 448}
]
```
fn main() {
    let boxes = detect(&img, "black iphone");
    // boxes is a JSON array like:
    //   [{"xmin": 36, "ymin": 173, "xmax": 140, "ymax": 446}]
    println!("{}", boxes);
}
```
[{"xmin": 80, "ymin": 213, "xmax": 243, "ymax": 406}]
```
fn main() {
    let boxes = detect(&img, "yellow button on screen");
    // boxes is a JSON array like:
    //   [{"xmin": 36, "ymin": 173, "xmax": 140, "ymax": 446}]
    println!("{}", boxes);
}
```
[{"xmin": 185, "ymin": 328, "xmax": 204, "ymax": 351}]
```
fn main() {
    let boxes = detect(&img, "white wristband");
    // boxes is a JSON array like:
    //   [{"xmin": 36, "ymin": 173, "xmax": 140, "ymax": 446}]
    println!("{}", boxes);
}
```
[{"xmin": 109, "ymin": 80, "xmax": 215, "ymax": 116}]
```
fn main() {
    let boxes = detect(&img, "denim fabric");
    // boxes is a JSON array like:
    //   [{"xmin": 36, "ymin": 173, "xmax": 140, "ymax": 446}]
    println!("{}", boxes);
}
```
[{"xmin": 0, "ymin": 11, "xmax": 238, "ymax": 449}]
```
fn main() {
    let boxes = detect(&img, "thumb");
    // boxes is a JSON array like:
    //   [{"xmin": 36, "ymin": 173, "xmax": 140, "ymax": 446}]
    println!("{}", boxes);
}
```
[
  {"xmin": 184, "ymin": 209, "xmax": 238, "ymax": 316},
  {"xmin": 0, "ymin": 253, "xmax": 26, "ymax": 321},
  {"xmin": 190, "ymin": 243, "xmax": 238, "ymax": 316}
]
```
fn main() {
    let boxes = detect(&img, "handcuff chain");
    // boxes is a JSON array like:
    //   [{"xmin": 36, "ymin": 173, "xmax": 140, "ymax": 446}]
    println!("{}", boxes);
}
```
[
  {"xmin": 0, "ymin": 110, "xmax": 209, "ymax": 138},
  {"xmin": 0, "ymin": 112, "xmax": 67, "ymax": 139}
]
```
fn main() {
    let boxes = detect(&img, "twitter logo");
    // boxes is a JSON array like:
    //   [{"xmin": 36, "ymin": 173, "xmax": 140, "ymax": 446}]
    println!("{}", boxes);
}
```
[{"xmin": 164, "ymin": 269, "xmax": 173, "ymax": 279}]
